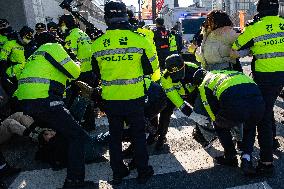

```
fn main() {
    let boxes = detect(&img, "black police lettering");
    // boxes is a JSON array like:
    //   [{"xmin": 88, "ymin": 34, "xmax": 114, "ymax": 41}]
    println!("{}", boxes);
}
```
[
  {"xmin": 101, "ymin": 54, "xmax": 134, "ymax": 61},
  {"xmin": 266, "ymin": 24, "xmax": 273, "ymax": 32},
  {"xmin": 103, "ymin": 39, "xmax": 110, "ymax": 47},
  {"xmin": 263, "ymin": 38, "xmax": 284, "ymax": 45},
  {"xmin": 279, "ymin": 23, "xmax": 284, "ymax": 30},
  {"xmin": 119, "ymin": 37, "xmax": 128, "ymax": 45}
]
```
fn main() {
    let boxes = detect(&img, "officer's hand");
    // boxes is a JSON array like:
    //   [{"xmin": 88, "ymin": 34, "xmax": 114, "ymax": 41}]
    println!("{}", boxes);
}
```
[
  {"xmin": 75, "ymin": 81, "xmax": 94, "ymax": 99},
  {"xmin": 180, "ymin": 104, "xmax": 193, "ymax": 117},
  {"xmin": 189, "ymin": 111, "xmax": 210, "ymax": 126},
  {"xmin": 230, "ymin": 49, "xmax": 240, "ymax": 59}
]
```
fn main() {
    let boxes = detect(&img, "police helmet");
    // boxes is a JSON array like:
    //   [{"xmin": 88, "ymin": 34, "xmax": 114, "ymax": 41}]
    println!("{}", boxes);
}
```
[
  {"xmin": 192, "ymin": 69, "xmax": 207, "ymax": 86},
  {"xmin": 0, "ymin": 19, "xmax": 9, "ymax": 30},
  {"xmin": 19, "ymin": 26, "xmax": 34, "ymax": 39},
  {"xmin": 104, "ymin": 1, "xmax": 128, "ymax": 24},
  {"xmin": 36, "ymin": 32, "xmax": 57, "ymax": 46},
  {"xmin": 59, "ymin": 14, "xmax": 76, "ymax": 29},
  {"xmin": 257, "ymin": 0, "xmax": 279, "ymax": 12},
  {"xmin": 35, "ymin": 23, "xmax": 46, "ymax": 31},
  {"xmin": 165, "ymin": 54, "xmax": 185, "ymax": 82}
]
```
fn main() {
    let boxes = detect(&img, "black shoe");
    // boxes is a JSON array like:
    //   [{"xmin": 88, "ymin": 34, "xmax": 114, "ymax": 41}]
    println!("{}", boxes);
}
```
[
  {"xmin": 192, "ymin": 128, "xmax": 215, "ymax": 149},
  {"xmin": 0, "ymin": 164, "xmax": 21, "ymax": 178},
  {"xmin": 61, "ymin": 179, "xmax": 95, "ymax": 189},
  {"xmin": 112, "ymin": 166, "xmax": 130, "ymax": 185},
  {"xmin": 122, "ymin": 145, "xmax": 134, "ymax": 158},
  {"xmin": 147, "ymin": 134, "xmax": 157, "ymax": 145},
  {"xmin": 155, "ymin": 137, "xmax": 167, "ymax": 151},
  {"xmin": 214, "ymin": 155, "xmax": 238, "ymax": 167},
  {"xmin": 273, "ymin": 139, "xmax": 280, "ymax": 151},
  {"xmin": 137, "ymin": 166, "xmax": 154, "ymax": 184},
  {"xmin": 241, "ymin": 158, "xmax": 256, "ymax": 176},
  {"xmin": 0, "ymin": 181, "xmax": 7, "ymax": 189},
  {"xmin": 256, "ymin": 161, "xmax": 275, "ymax": 178}
]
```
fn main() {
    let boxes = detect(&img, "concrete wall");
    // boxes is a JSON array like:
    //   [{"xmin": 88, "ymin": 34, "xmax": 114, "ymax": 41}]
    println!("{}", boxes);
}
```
[{"xmin": 0, "ymin": 0, "xmax": 27, "ymax": 30}]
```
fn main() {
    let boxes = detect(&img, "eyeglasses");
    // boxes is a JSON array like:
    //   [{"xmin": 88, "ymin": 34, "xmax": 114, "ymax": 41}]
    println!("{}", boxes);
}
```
[{"xmin": 167, "ymin": 64, "xmax": 185, "ymax": 74}]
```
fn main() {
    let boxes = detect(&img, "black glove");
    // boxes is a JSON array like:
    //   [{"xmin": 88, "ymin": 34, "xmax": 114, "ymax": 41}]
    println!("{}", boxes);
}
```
[{"xmin": 181, "ymin": 104, "xmax": 193, "ymax": 117}]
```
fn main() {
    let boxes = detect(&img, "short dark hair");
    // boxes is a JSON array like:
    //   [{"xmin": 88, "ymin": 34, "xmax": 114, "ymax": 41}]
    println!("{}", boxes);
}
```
[
  {"xmin": 155, "ymin": 18, "xmax": 164, "ymax": 26},
  {"xmin": 205, "ymin": 10, "xmax": 233, "ymax": 31}
]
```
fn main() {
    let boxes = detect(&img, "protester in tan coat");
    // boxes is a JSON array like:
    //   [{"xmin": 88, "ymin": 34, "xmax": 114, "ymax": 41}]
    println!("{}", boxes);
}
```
[{"xmin": 0, "ymin": 112, "xmax": 34, "ymax": 144}]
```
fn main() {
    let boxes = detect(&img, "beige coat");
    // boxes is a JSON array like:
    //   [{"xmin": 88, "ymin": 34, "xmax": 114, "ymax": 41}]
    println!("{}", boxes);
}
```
[
  {"xmin": 195, "ymin": 26, "xmax": 240, "ymax": 70},
  {"xmin": 0, "ymin": 112, "xmax": 34, "ymax": 144}
]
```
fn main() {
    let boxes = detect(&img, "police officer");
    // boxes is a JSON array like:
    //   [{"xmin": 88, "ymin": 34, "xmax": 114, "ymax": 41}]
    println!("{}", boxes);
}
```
[
  {"xmin": 156, "ymin": 54, "xmax": 204, "ymax": 150},
  {"xmin": 171, "ymin": 26, "xmax": 183, "ymax": 54},
  {"xmin": 19, "ymin": 26, "xmax": 37, "ymax": 59},
  {"xmin": 92, "ymin": 1, "xmax": 159, "ymax": 184},
  {"xmin": 47, "ymin": 22, "xmax": 58, "ymax": 35},
  {"xmin": 153, "ymin": 18, "xmax": 177, "ymax": 69},
  {"xmin": 0, "ymin": 19, "xmax": 9, "ymax": 50},
  {"xmin": 191, "ymin": 69, "xmax": 265, "ymax": 176},
  {"xmin": 0, "ymin": 28, "xmax": 25, "ymax": 96},
  {"xmin": 231, "ymin": 0, "xmax": 283, "ymax": 176},
  {"xmin": 34, "ymin": 23, "xmax": 46, "ymax": 44},
  {"xmin": 15, "ymin": 32, "xmax": 94, "ymax": 189}
]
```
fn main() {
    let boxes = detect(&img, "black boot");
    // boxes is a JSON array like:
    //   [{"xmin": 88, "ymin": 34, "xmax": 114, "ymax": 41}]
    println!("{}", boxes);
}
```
[
  {"xmin": 112, "ymin": 165, "xmax": 130, "ymax": 185},
  {"xmin": 256, "ymin": 161, "xmax": 275, "ymax": 177},
  {"xmin": 241, "ymin": 158, "xmax": 256, "ymax": 176},
  {"xmin": 0, "ymin": 164, "xmax": 21, "ymax": 178},
  {"xmin": 61, "ymin": 179, "xmax": 95, "ymax": 189},
  {"xmin": 137, "ymin": 166, "xmax": 154, "ymax": 184},
  {"xmin": 214, "ymin": 155, "xmax": 238, "ymax": 167}
]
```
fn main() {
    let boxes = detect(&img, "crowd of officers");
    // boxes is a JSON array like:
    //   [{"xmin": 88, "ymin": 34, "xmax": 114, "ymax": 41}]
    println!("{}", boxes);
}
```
[{"xmin": 0, "ymin": 0, "xmax": 283, "ymax": 188}]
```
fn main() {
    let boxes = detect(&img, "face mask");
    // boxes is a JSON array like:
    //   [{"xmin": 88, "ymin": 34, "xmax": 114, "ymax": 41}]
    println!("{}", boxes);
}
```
[
  {"xmin": 23, "ymin": 37, "xmax": 31, "ymax": 44},
  {"xmin": 60, "ymin": 25, "xmax": 68, "ymax": 34}
]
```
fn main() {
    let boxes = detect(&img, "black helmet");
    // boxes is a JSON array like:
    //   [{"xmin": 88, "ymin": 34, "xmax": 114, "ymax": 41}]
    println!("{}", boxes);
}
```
[
  {"xmin": 104, "ymin": 1, "xmax": 128, "ymax": 24},
  {"xmin": 59, "ymin": 14, "xmax": 76, "ymax": 29},
  {"xmin": 19, "ymin": 26, "xmax": 34, "ymax": 39},
  {"xmin": 0, "ymin": 19, "xmax": 9, "ymax": 30},
  {"xmin": 36, "ymin": 32, "xmax": 57, "ymax": 46},
  {"xmin": 165, "ymin": 54, "xmax": 185, "ymax": 82},
  {"xmin": 35, "ymin": 23, "xmax": 46, "ymax": 31},
  {"xmin": 155, "ymin": 18, "xmax": 164, "ymax": 26},
  {"xmin": 192, "ymin": 69, "xmax": 207, "ymax": 86},
  {"xmin": 257, "ymin": 0, "xmax": 279, "ymax": 13}
]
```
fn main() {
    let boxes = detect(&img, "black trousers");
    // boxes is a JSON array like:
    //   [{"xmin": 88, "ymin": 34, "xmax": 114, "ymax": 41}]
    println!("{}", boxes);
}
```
[
  {"xmin": 19, "ymin": 99, "xmax": 90, "ymax": 180},
  {"xmin": 104, "ymin": 97, "xmax": 149, "ymax": 174},
  {"xmin": 0, "ymin": 152, "xmax": 5, "ymax": 166}
]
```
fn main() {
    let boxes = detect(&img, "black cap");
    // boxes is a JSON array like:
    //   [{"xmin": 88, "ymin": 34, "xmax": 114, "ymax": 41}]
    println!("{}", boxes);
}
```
[
  {"xmin": 104, "ymin": 1, "xmax": 128, "ymax": 24},
  {"xmin": 36, "ymin": 32, "xmax": 57, "ymax": 46},
  {"xmin": 257, "ymin": 0, "xmax": 279, "ymax": 12},
  {"xmin": 165, "ymin": 54, "xmax": 185, "ymax": 82},
  {"xmin": 20, "ymin": 26, "xmax": 34, "ymax": 39},
  {"xmin": 59, "ymin": 14, "xmax": 76, "ymax": 29},
  {"xmin": 47, "ymin": 22, "xmax": 58, "ymax": 31},
  {"xmin": 0, "ymin": 19, "xmax": 9, "ymax": 29},
  {"xmin": 155, "ymin": 18, "xmax": 164, "ymax": 25},
  {"xmin": 192, "ymin": 69, "xmax": 207, "ymax": 86},
  {"xmin": 35, "ymin": 23, "xmax": 46, "ymax": 30}
]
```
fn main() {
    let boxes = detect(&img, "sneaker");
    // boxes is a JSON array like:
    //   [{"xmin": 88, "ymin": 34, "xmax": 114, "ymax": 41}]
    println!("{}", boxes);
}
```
[
  {"xmin": 241, "ymin": 158, "xmax": 256, "ymax": 176},
  {"xmin": 256, "ymin": 161, "xmax": 275, "ymax": 178},
  {"xmin": 0, "ymin": 164, "xmax": 21, "ymax": 178},
  {"xmin": 155, "ymin": 137, "xmax": 167, "ymax": 151},
  {"xmin": 112, "ymin": 165, "xmax": 130, "ymax": 185},
  {"xmin": 137, "ymin": 166, "xmax": 154, "ymax": 184},
  {"xmin": 61, "ymin": 179, "xmax": 95, "ymax": 189},
  {"xmin": 214, "ymin": 155, "xmax": 238, "ymax": 167},
  {"xmin": 273, "ymin": 139, "xmax": 280, "ymax": 151}
]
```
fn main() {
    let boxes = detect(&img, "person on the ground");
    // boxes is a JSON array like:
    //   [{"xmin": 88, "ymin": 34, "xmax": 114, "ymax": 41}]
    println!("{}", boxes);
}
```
[
  {"xmin": 231, "ymin": 0, "xmax": 284, "ymax": 177},
  {"xmin": 14, "ymin": 32, "xmax": 95, "ymax": 188},
  {"xmin": 92, "ymin": 1, "xmax": 159, "ymax": 185}
]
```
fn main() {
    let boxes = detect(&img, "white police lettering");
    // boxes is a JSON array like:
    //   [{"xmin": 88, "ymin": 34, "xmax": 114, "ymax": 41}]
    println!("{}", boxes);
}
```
[{"xmin": 101, "ymin": 54, "xmax": 134, "ymax": 61}]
